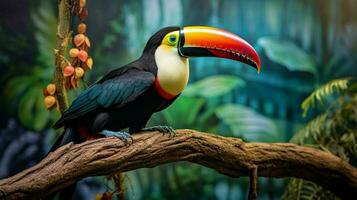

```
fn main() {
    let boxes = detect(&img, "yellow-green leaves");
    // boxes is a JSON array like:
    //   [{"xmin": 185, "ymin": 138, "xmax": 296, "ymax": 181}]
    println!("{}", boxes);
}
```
[{"xmin": 301, "ymin": 77, "xmax": 351, "ymax": 117}]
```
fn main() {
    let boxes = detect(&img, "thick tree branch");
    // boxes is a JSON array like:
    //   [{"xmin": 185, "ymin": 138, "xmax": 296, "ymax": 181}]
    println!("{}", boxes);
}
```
[{"xmin": 0, "ymin": 130, "xmax": 356, "ymax": 200}]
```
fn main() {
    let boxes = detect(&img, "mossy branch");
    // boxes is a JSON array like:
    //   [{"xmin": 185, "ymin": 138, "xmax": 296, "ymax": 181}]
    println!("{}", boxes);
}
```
[
  {"xmin": 54, "ymin": 0, "xmax": 71, "ymax": 113},
  {"xmin": 0, "ymin": 130, "xmax": 356, "ymax": 200}
]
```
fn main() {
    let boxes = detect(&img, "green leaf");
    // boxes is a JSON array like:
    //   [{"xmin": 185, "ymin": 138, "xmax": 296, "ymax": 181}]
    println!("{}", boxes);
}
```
[
  {"xmin": 4, "ymin": 76, "xmax": 36, "ymax": 109},
  {"xmin": 301, "ymin": 77, "xmax": 351, "ymax": 117},
  {"xmin": 215, "ymin": 104, "xmax": 280, "ymax": 142},
  {"xmin": 184, "ymin": 75, "xmax": 245, "ymax": 98},
  {"xmin": 18, "ymin": 87, "xmax": 38, "ymax": 129},
  {"xmin": 17, "ymin": 85, "xmax": 51, "ymax": 131},
  {"xmin": 161, "ymin": 96, "xmax": 206, "ymax": 128},
  {"xmin": 258, "ymin": 37, "xmax": 317, "ymax": 75},
  {"xmin": 33, "ymin": 89, "xmax": 51, "ymax": 131}
]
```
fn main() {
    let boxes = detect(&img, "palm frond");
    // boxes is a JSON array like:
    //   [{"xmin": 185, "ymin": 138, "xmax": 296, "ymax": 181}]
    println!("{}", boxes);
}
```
[
  {"xmin": 290, "ymin": 114, "xmax": 327, "ymax": 145},
  {"xmin": 285, "ymin": 85, "xmax": 356, "ymax": 199},
  {"xmin": 282, "ymin": 179, "xmax": 338, "ymax": 200},
  {"xmin": 301, "ymin": 78, "xmax": 351, "ymax": 117}
]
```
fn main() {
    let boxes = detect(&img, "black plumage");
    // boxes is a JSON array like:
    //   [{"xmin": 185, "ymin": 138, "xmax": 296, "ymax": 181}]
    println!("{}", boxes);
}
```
[{"xmin": 54, "ymin": 27, "xmax": 180, "ymax": 138}]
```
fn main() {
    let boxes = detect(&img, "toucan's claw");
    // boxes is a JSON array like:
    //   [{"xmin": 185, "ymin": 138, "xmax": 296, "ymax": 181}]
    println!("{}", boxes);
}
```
[
  {"xmin": 102, "ymin": 130, "xmax": 133, "ymax": 145},
  {"xmin": 142, "ymin": 125, "xmax": 176, "ymax": 138}
]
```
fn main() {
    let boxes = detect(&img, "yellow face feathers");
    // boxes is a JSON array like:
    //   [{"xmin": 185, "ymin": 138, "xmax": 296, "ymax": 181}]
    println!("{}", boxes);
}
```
[
  {"xmin": 161, "ymin": 31, "xmax": 180, "ymax": 47},
  {"xmin": 154, "ymin": 31, "xmax": 189, "ymax": 99}
]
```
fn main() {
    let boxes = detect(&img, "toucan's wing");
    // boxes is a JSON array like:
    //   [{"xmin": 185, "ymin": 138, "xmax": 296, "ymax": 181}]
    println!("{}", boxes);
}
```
[{"xmin": 53, "ymin": 67, "xmax": 155, "ymax": 128}]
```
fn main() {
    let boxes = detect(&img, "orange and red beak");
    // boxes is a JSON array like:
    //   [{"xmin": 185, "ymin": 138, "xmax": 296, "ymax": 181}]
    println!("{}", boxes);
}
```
[{"xmin": 178, "ymin": 26, "xmax": 261, "ymax": 72}]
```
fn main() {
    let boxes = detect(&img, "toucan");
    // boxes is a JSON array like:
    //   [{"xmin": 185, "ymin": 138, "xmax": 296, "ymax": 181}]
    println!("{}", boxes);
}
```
[{"xmin": 47, "ymin": 26, "xmax": 261, "ymax": 199}]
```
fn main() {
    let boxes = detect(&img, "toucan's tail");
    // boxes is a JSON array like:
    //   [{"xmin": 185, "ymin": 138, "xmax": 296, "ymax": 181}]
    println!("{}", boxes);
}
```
[{"xmin": 45, "ymin": 127, "xmax": 78, "ymax": 200}]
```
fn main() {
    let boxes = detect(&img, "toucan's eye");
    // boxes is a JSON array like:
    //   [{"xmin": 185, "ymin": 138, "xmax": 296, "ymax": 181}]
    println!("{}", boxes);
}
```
[{"xmin": 168, "ymin": 35, "xmax": 177, "ymax": 45}]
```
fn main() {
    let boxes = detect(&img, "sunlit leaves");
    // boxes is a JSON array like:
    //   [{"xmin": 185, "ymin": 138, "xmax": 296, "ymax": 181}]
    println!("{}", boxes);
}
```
[{"xmin": 301, "ymin": 77, "xmax": 350, "ymax": 117}]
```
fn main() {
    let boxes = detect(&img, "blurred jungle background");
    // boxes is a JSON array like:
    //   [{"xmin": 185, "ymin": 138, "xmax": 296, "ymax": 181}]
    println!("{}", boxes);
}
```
[{"xmin": 0, "ymin": 0, "xmax": 356, "ymax": 199}]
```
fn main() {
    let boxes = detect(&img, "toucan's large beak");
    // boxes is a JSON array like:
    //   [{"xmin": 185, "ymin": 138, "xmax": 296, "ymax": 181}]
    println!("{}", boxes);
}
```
[{"xmin": 178, "ymin": 26, "xmax": 261, "ymax": 72}]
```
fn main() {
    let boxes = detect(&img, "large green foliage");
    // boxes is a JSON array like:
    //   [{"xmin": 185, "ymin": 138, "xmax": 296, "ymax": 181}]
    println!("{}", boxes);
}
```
[
  {"xmin": 216, "ymin": 104, "xmax": 280, "ymax": 142},
  {"xmin": 256, "ymin": 24, "xmax": 357, "ymax": 200},
  {"xmin": 257, "ymin": 37, "xmax": 317, "ymax": 75},
  {"xmin": 3, "ymin": 1, "xmax": 57, "ymax": 131},
  {"xmin": 283, "ymin": 79, "xmax": 357, "ymax": 199}
]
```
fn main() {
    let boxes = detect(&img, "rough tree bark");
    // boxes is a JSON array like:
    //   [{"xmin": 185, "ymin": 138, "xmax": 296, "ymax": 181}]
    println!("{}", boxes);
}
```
[
  {"xmin": 0, "ymin": 130, "xmax": 356, "ymax": 200},
  {"xmin": 53, "ymin": 0, "xmax": 70, "ymax": 113}
]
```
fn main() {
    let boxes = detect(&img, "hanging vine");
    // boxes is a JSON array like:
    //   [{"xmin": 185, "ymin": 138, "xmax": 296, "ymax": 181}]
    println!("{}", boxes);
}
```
[{"xmin": 43, "ymin": 0, "xmax": 92, "ymax": 111}]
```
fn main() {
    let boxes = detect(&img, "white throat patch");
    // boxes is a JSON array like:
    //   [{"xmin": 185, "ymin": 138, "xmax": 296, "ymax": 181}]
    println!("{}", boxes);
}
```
[{"xmin": 154, "ymin": 45, "xmax": 189, "ymax": 97}]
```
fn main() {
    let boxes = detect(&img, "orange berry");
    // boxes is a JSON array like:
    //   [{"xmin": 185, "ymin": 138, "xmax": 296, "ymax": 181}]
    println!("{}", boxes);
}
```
[
  {"xmin": 44, "ymin": 95, "xmax": 56, "ymax": 109},
  {"xmin": 86, "ymin": 57, "xmax": 93, "ymax": 69},
  {"xmin": 75, "ymin": 67, "xmax": 84, "ymax": 79},
  {"xmin": 63, "ymin": 65, "xmax": 75, "ymax": 77},
  {"xmin": 69, "ymin": 48, "xmax": 79, "ymax": 57},
  {"xmin": 77, "ymin": 23, "xmax": 86, "ymax": 34},
  {"xmin": 46, "ymin": 84, "xmax": 56, "ymax": 95},
  {"xmin": 79, "ymin": 0, "xmax": 86, "ymax": 8},
  {"xmin": 74, "ymin": 34, "xmax": 85, "ymax": 47},
  {"xmin": 78, "ymin": 50, "xmax": 88, "ymax": 62}
]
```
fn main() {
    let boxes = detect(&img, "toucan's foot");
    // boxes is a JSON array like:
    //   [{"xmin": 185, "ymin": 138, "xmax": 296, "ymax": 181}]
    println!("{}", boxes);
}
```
[
  {"xmin": 102, "ymin": 130, "xmax": 133, "ymax": 144},
  {"xmin": 142, "ymin": 125, "xmax": 176, "ymax": 137}
]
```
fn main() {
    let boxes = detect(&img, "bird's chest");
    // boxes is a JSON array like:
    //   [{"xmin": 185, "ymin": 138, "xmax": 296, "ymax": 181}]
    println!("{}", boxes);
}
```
[{"xmin": 154, "ymin": 46, "xmax": 189, "ymax": 99}]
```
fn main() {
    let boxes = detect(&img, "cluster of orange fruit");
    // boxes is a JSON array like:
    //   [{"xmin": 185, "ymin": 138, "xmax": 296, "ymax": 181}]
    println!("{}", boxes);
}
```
[
  {"xmin": 63, "ymin": 0, "xmax": 92, "ymax": 89},
  {"xmin": 43, "ymin": 84, "xmax": 57, "ymax": 109},
  {"xmin": 63, "ymin": 22, "xmax": 93, "ymax": 89},
  {"xmin": 43, "ymin": 0, "xmax": 92, "ymax": 110}
]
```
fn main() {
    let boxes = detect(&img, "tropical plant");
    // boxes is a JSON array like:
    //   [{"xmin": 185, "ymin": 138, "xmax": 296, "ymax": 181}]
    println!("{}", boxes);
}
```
[
  {"xmin": 283, "ymin": 178, "xmax": 336, "ymax": 200},
  {"xmin": 2, "ymin": 1, "xmax": 58, "ymax": 131},
  {"xmin": 301, "ymin": 77, "xmax": 351, "ymax": 117},
  {"xmin": 257, "ymin": 37, "xmax": 317, "ymax": 75},
  {"xmin": 215, "ymin": 104, "xmax": 280, "ymax": 142},
  {"xmin": 282, "ymin": 79, "xmax": 357, "ymax": 199},
  {"xmin": 257, "ymin": 35, "xmax": 356, "ymax": 200}
]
